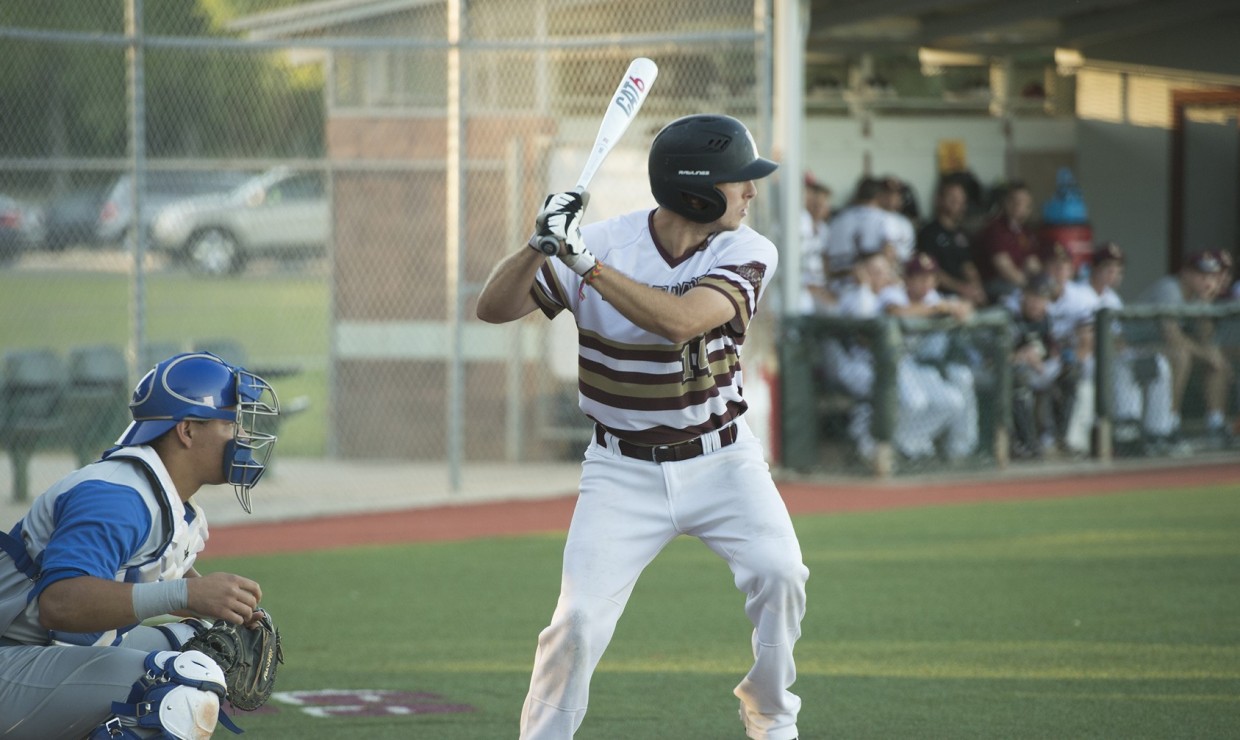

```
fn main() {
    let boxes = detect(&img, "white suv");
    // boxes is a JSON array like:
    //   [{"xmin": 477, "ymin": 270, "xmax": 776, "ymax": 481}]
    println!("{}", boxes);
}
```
[{"xmin": 150, "ymin": 167, "xmax": 329, "ymax": 275}]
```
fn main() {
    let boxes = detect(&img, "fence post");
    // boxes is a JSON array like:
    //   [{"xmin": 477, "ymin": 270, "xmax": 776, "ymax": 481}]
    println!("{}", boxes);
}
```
[
  {"xmin": 1094, "ymin": 307, "xmax": 1114, "ymax": 462},
  {"xmin": 871, "ymin": 317, "xmax": 899, "ymax": 478},
  {"xmin": 777, "ymin": 317, "xmax": 819, "ymax": 471},
  {"xmin": 992, "ymin": 317, "xmax": 1012, "ymax": 467}
]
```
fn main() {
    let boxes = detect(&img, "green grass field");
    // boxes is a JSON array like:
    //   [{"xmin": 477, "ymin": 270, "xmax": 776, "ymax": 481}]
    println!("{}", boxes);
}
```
[
  {"xmin": 197, "ymin": 484, "xmax": 1240, "ymax": 739},
  {"xmin": 0, "ymin": 269, "xmax": 330, "ymax": 456}
]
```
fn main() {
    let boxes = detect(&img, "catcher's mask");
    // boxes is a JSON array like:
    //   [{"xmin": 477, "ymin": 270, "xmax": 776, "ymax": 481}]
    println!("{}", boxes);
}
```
[
  {"xmin": 117, "ymin": 351, "xmax": 280, "ymax": 513},
  {"xmin": 648, "ymin": 114, "xmax": 778, "ymax": 224}
]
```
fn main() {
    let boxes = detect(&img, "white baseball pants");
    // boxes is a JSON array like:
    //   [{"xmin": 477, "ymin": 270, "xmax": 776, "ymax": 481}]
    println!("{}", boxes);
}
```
[{"xmin": 519, "ymin": 419, "xmax": 808, "ymax": 740}]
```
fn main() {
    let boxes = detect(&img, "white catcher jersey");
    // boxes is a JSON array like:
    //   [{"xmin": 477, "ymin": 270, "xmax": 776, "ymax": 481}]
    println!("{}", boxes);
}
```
[
  {"xmin": 0, "ymin": 445, "xmax": 207, "ymax": 647},
  {"xmin": 531, "ymin": 209, "xmax": 777, "ymax": 446}
]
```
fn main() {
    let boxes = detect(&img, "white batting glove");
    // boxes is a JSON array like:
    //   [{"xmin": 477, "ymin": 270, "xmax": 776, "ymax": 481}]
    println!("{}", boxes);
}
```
[
  {"xmin": 544, "ymin": 212, "xmax": 597, "ymax": 276},
  {"xmin": 535, "ymin": 191, "xmax": 587, "ymax": 231},
  {"xmin": 527, "ymin": 191, "xmax": 595, "ymax": 275}
]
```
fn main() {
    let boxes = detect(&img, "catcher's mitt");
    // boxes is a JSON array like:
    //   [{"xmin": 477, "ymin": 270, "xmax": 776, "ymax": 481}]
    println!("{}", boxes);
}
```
[{"xmin": 182, "ymin": 608, "xmax": 284, "ymax": 711}]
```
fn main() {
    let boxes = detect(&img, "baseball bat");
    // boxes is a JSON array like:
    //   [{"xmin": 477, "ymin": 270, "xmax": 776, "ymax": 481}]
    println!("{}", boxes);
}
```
[{"xmin": 535, "ymin": 57, "xmax": 658, "ymax": 256}]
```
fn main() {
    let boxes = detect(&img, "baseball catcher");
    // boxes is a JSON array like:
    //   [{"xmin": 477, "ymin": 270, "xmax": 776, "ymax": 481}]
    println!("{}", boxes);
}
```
[{"xmin": 180, "ymin": 609, "xmax": 284, "ymax": 711}]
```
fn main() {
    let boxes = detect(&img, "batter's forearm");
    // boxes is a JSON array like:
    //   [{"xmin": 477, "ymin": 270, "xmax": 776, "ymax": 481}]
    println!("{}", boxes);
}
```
[
  {"xmin": 587, "ymin": 267, "xmax": 684, "ymax": 339},
  {"xmin": 477, "ymin": 248, "xmax": 543, "ymax": 323},
  {"xmin": 589, "ymin": 265, "xmax": 734, "ymax": 343}
]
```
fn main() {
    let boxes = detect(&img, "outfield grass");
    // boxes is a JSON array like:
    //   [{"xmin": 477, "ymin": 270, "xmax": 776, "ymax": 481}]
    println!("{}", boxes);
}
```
[
  {"xmin": 198, "ymin": 484, "xmax": 1240, "ymax": 739},
  {"xmin": 0, "ymin": 269, "xmax": 330, "ymax": 456}
]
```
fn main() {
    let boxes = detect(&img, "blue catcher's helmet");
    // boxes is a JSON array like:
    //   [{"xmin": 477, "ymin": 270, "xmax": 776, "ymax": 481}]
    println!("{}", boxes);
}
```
[{"xmin": 116, "ymin": 352, "xmax": 280, "ymax": 513}]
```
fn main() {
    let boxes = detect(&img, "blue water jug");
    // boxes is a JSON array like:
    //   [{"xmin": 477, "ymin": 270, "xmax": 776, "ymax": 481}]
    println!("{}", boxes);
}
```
[{"xmin": 1042, "ymin": 167, "xmax": 1088, "ymax": 225}]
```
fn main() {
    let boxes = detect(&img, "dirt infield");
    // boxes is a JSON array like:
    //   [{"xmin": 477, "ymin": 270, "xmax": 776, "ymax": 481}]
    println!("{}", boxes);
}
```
[{"xmin": 207, "ymin": 461, "xmax": 1240, "ymax": 558}]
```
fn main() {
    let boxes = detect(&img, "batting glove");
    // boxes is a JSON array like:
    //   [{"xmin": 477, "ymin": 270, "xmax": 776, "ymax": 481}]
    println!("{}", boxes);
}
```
[
  {"xmin": 536, "ymin": 191, "xmax": 588, "ymax": 231},
  {"xmin": 546, "ymin": 213, "xmax": 597, "ymax": 276},
  {"xmin": 528, "ymin": 191, "xmax": 597, "ymax": 275}
]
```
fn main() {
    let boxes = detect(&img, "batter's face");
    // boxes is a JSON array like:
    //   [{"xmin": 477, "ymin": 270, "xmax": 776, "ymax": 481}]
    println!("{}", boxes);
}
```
[{"xmin": 714, "ymin": 180, "xmax": 757, "ymax": 231}]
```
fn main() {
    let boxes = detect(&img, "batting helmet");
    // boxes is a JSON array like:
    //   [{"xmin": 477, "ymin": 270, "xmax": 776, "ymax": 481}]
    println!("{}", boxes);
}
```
[
  {"xmin": 648, "ymin": 114, "xmax": 778, "ymax": 224},
  {"xmin": 117, "ymin": 352, "xmax": 280, "ymax": 512}
]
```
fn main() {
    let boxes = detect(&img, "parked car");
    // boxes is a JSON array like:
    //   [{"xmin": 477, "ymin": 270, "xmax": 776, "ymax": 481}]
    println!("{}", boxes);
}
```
[
  {"xmin": 96, "ymin": 170, "xmax": 251, "ymax": 247},
  {"xmin": 42, "ymin": 184, "xmax": 108, "ymax": 251},
  {"xmin": 0, "ymin": 194, "xmax": 45, "ymax": 265},
  {"xmin": 150, "ymin": 167, "xmax": 329, "ymax": 275}
]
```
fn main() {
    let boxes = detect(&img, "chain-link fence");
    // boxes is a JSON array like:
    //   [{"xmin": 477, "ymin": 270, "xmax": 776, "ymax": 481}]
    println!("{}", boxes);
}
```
[{"xmin": 0, "ymin": 0, "xmax": 774, "ymax": 499}]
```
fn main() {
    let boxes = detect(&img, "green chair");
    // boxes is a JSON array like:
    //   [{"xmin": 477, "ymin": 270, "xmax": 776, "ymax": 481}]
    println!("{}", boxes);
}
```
[
  {"xmin": 0, "ymin": 350, "xmax": 68, "ymax": 502},
  {"xmin": 64, "ymin": 344, "xmax": 131, "ymax": 466}
]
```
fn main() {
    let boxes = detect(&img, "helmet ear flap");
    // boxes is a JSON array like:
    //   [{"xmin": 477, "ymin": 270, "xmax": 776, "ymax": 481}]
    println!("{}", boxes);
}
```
[
  {"xmin": 676, "ymin": 188, "xmax": 727, "ymax": 224},
  {"xmin": 648, "ymin": 114, "xmax": 776, "ymax": 223}
]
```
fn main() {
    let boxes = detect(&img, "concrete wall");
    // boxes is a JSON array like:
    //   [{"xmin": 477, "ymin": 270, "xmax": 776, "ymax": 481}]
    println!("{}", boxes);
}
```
[
  {"xmin": 1075, "ymin": 119, "xmax": 1173, "ymax": 300},
  {"xmin": 802, "ymin": 115, "xmax": 1077, "ymax": 222},
  {"xmin": 803, "ymin": 112, "xmax": 1237, "ymax": 303}
]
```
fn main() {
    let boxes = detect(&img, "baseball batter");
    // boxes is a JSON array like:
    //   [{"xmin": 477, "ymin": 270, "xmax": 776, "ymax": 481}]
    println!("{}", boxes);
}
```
[
  {"xmin": 477, "ymin": 114, "xmax": 808, "ymax": 740},
  {"xmin": 0, "ymin": 352, "xmax": 279, "ymax": 739}
]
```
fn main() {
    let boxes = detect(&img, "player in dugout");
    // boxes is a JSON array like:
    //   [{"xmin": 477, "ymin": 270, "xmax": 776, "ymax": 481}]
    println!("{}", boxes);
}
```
[
  {"xmin": 477, "ymin": 114, "xmax": 809, "ymax": 740},
  {"xmin": 0, "ymin": 352, "xmax": 279, "ymax": 739}
]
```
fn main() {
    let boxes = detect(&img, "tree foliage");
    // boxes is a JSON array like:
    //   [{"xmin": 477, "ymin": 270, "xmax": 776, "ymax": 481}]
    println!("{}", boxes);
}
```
[{"xmin": 0, "ymin": 0, "xmax": 324, "ymax": 164}]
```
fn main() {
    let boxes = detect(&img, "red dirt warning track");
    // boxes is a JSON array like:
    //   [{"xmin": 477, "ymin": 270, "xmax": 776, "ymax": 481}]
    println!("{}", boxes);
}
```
[{"xmin": 207, "ymin": 461, "xmax": 1240, "ymax": 558}]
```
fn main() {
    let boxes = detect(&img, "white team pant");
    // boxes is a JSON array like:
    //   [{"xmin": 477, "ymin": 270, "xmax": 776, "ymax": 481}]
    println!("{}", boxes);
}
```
[
  {"xmin": 830, "ymin": 344, "xmax": 977, "ymax": 460},
  {"xmin": 1112, "ymin": 350, "xmax": 1175, "ymax": 436},
  {"xmin": 519, "ymin": 419, "xmax": 808, "ymax": 740},
  {"xmin": 896, "ymin": 361, "xmax": 977, "ymax": 459}
]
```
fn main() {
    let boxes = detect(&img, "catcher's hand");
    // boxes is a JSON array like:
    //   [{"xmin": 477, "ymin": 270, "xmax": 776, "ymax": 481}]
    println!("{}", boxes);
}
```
[{"xmin": 181, "ymin": 608, "xmax": 284, "ymax": 711}]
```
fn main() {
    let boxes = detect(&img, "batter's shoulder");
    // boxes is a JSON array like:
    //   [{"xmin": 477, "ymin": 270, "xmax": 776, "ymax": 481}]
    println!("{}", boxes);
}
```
[
  {"xmin": 581, "ymin": 209, "xmax": 654, "ymax": 260},
  {"xmin": 712, "ymin": 225, "xmax": 778, "ymax": 268}
]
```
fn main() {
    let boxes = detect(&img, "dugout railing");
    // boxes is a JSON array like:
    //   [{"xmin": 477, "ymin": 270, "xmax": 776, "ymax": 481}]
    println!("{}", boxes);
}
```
[
  {"xmin": 780, "ymin": 302, "xmax": 1240, "ymax": 478},
  {"xmin": 1094, "ymin": 302, "xmax": 1240, "ymax": 461},
  {"xmin": 778, "ymin": 309, "xmax": 1012, "ymax": 477}
]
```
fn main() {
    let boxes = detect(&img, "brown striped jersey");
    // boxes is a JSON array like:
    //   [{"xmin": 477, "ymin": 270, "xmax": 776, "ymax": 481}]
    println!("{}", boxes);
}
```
[{"xmin": 531, "ymin": 209, "xmax": 778, "ymax": 447}]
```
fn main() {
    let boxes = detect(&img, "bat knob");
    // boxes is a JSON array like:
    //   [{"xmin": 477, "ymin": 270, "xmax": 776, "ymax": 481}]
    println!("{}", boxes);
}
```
[{"xmin": 535, "ymin": 235, "xmax": 561, "ymax": 256}]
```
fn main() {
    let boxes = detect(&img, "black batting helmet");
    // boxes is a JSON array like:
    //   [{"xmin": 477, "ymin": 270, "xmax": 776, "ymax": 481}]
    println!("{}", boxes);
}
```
[{"xmin": 648, "ymin": 114, "xmax": 778, "ymax": 224}]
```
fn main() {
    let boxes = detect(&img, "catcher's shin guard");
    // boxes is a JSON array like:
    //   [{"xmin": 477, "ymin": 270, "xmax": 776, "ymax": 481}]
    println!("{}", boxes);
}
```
[{"xmin": 90, "ymin": 650, "xmax": 242, "ymax": 740}]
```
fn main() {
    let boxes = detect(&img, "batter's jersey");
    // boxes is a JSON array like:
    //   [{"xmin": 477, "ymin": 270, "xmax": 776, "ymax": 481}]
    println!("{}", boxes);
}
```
[
  {"xmin": 530, "ymin": 209, "xmax": 776, "ymax": 446},
  {"xmin": 0, "ymin": 445, "xmax": 207, "ymax": 647}
]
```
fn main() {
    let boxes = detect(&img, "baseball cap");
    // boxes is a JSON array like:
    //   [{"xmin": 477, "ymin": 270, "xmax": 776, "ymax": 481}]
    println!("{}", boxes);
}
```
[
  {"xmin": 1186, "ymin": 250, "xmax": 1222, "ymax": 274},
  {"xmin": 1092, "ymin": 241, "xmax": 1124, "ymax": 266},
  {"xmin": 905, "ymin": 252, "xmax": 938, "ymax": 277}
]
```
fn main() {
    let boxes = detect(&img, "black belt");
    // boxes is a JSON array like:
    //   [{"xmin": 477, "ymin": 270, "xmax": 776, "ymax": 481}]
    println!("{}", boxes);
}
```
[{"xmin": 594, "ymin": 424, "xmax": 738, "ymax": 464}]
